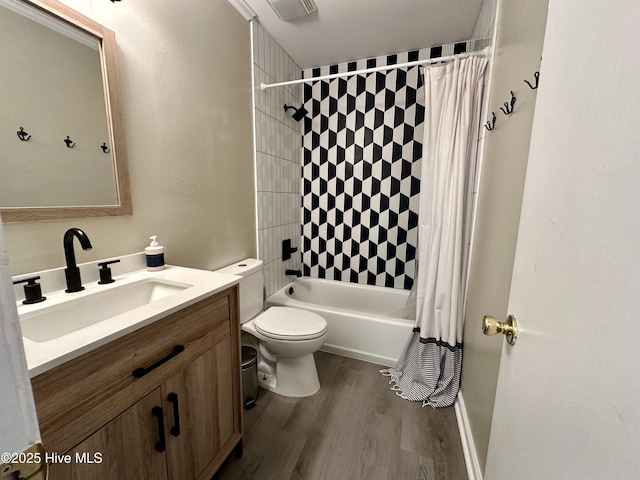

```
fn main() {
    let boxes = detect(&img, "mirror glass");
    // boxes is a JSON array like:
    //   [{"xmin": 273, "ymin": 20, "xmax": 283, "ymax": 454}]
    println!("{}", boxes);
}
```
[{"xmin": 0, "ymin": 0, "xmax": 131, "ymax": 222}]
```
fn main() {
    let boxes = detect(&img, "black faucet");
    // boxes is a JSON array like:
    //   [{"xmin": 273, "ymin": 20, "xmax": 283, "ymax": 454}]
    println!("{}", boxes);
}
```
[
  {"xmin": 285, "ymin": 269, "xmax": 302, "ymax": 277},
  {"xmin": 282, "ymin": 239, "xmax": 298, "ymax": 261},
  {"xmin": 64, "ymin": 228, "xmax": 93, "ymax": 292}
]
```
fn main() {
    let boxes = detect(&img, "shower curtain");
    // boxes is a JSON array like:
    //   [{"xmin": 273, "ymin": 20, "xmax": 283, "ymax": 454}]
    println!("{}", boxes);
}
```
[{"xmin": 382, "ymin": 54, "xmax": 488, "ymax": 408}]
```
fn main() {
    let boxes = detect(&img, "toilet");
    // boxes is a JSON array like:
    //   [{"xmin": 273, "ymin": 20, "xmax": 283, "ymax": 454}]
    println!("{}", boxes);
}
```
[{"xmin": 216, "ymin": 259, "xmax": 328, "ymax": 398}]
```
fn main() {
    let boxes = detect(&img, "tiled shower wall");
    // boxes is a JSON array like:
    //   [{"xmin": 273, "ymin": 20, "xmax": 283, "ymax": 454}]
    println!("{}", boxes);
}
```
[
  {"xmin": 301, "ymin": 39, "xmax": 491, "ymax": 290},
  {"xmin": 252, "ymin": 21, "xmax": 303, "ymax": 296}
]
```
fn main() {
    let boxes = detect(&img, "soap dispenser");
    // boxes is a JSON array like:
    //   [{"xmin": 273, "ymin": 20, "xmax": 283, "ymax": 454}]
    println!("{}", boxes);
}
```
[{"xmin": 145, "ymin": 235, "xmax": 165, "ymax": 271}]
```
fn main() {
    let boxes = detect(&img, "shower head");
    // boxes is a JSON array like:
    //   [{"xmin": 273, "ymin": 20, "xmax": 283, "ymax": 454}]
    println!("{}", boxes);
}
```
[{"xmin": 284, "ymin": 104, "xmax": 308, "ymax": 122}]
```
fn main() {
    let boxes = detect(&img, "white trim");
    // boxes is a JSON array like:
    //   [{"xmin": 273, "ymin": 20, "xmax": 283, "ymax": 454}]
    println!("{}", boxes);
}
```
[
  {"xmin": 455, "ymin": 392, "xmax": 483, "ymax": 480},
  {"xmin": 249, "ymin": 20, "xmax": 260, "ymax": 260},
  {"xmin": 260, "ymin": 48, "xmax": 491, "ymax": 90},
  {"xmin": 226, "ymin": 0, "xmax": 256, "ymax": 20}
]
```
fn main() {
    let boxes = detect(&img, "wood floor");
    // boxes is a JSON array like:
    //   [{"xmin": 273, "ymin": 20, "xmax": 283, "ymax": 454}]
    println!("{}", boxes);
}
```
[{"xmin": 215, "ymin": 352, "xmax": 468, "ymax": 480}]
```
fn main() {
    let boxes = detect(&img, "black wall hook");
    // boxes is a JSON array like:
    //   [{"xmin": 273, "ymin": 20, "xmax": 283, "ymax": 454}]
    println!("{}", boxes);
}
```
[
  {"xmin": 101, "ymin": 143, "xmax": 110, "ymax": 153},
  {"xmin": 500, "ymin": 91, "xmax": 516, "ymax": 115},
  {"xmin": 484, "ymin": 112, "xmax": 496, "ymax": 131},
  {"xmin": 17, "ymin": 127, "xmax": 31, "ymax": 141},
  {"xmin": 64, "ymin": 136, "xmax": 75, "ymax": 148},
  {"xmin": 524, "ymin": 72, "xmax": 540, "ymax": 89}
]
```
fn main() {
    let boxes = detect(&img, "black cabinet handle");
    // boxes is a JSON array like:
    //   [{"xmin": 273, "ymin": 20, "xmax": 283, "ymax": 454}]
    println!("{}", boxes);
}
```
[
  {"xmin": 167, "ymin": 392, "xmax": 181, "ymax": 437},
  {"xmin": 151, "ymin": 406, "xmax": 166, "ymax": 453},
  {"xmin": 133, "ymin": 345, "xmax": 185, "ymax": 378}
]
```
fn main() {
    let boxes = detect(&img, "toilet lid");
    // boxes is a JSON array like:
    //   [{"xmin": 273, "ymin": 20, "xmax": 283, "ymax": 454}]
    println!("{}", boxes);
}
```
[{"xmin": 254, "ymin": 307, "xmax": 327, "ymax": 340}]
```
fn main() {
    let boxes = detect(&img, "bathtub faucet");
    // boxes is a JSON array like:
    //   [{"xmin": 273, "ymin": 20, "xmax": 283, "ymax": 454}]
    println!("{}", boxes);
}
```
[
  {"xmin": 282, "ymin": 239, "xmax": 298, "ymax": 261},
  {"xmin": 285, "ymin": 269, "xmax": 302, "ymax": 277}
]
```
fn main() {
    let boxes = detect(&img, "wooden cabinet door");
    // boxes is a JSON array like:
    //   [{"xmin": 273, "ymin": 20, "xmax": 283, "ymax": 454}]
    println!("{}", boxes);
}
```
[
  {"xmin": 49, "ymin": 388, "xmax": 169, "ymax": 480},
  {"xmin": 163, "ymin": 334, "xmax": 235, "ymax": 480}
]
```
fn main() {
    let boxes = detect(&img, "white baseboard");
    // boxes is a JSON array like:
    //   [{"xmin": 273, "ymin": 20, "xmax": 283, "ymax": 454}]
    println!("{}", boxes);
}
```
[{"xmin": 455, "ymin": 392, "xmax": 483, "ymax": 480}]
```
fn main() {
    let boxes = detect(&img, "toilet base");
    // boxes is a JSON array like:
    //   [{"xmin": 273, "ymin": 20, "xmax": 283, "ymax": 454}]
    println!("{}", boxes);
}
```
[{"xmin": 258, "ymin": 353, "xmax": 320, "ymax": 398}]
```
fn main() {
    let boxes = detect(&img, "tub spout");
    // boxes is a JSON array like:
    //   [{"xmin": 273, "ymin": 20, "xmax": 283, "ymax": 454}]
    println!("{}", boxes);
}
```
[{"xmin": 285, "ymin": 269, "xmax": 302, "ymax": 277}]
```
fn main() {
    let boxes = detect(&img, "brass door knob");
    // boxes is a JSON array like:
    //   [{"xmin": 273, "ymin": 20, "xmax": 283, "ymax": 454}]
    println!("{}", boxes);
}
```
[{"xmin": 482, "ymin": 315, "xmax": 518, "ymax": 345}]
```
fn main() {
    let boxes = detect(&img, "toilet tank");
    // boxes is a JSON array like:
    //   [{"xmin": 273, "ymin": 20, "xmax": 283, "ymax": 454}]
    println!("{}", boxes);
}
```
[{"xmin": 215, "ymin": 259, "xmax": 264, "ymax": 324}]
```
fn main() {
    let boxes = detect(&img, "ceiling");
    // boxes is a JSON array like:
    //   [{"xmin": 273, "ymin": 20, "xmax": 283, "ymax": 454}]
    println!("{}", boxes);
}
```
[{"xmin": 241, "ymin": 0, "xmax": 487, "ymax": 69}]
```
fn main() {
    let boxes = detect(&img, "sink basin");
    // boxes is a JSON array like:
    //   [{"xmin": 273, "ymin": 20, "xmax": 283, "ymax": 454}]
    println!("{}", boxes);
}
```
[{"xmin": 20, "ymin": 279, "xmax": 191, "ymax": 343}]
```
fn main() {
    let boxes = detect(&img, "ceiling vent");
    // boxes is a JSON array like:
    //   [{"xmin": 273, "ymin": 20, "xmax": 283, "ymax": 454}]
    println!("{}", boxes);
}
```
[{"xmin": 266, "ymin": 0, "xmax": 317, "ymax": 21}]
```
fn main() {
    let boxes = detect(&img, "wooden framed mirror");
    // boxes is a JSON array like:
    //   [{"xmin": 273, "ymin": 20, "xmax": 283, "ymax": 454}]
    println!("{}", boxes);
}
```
[{"xmin": 0, "ymin": 0, "xmax": 131, "ymax": 222}]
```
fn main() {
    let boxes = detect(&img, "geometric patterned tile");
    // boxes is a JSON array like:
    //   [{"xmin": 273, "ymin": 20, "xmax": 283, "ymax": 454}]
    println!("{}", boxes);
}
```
[{"xmin": 301, "ymin": 47, "xmax": 441, "ymax": 289}]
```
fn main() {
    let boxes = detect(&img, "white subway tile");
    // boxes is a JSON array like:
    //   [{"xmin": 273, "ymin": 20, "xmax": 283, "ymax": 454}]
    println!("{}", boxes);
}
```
[
  {"xmin": 272, "ymin": 227, "xmax": 279, "ymax": 263},
  {"xmin": 258, "ymin": 228, "xmax": 265, "ymax": 261},
  {"xmin": 263, "ymin": 261, "xmax": 271, "ymax": 296},
  {"xmin": 255, "ymin": 152, "xmax": 263, "ymax": 191},
  {"xmin": 269, "ymin": 261, "xmax": 277, "ymax": 296},
  {"xmin": 252, "ymin": 22, "xmax": 260, "ymax": 69},
  {"xmin": 257, "ymin": 192, "xmax": 266, "ymax": 229},
  {"xmin": 258, "ymin": 24, "xmax": 266, "ymax": 70},
  {"xmin": 263, "ymin": 154, "xmax": 271, "ymax": 193},
  {"xmin": 269, "ymin": 36, "xmax": 276, "ymax": 78},
  {"xmin": 266, "ymin": 230, "xmax": 274, "ymax": 264},
  {"xmin": 263, "ymin": 29, "xmax": 271, "ymax": 75}
]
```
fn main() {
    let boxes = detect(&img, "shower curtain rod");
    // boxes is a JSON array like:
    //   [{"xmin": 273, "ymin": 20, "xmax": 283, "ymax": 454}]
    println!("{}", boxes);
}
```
[{"xmin": 260, "ymin": 48, "xmax": 490, "ymax": 90}]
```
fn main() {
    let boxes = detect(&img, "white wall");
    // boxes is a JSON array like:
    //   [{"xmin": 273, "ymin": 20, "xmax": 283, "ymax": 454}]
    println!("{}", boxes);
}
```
[
  {"xmin": 252, "ymin": 21, "xmax": 303, "ymax": 296},
  {"xmin": 3, "ymin": 0, "xmax": 256, "ymax": 275},
  {"xmin": 471, "ymin": 0, "xmax": 497, "ymax": 39}
]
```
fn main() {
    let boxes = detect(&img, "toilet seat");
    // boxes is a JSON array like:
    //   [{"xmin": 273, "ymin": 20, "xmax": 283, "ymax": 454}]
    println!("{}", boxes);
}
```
[{"xmin": 254, "ymin": 307, "xmax": 327, "ymax": 341}]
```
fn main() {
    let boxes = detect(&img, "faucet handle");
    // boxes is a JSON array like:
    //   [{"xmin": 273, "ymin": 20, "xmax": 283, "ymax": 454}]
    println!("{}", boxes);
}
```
[
  {"xmin": 97, "ymin": 259, "xmax": 121, "ymax": 285},
  {"xmin": 13, "ymin": 276, "xmax": 46, "ymax": 304},
  {"xmin": 282, "ymin": 239, "xmax": 299, "ymax": 261}
]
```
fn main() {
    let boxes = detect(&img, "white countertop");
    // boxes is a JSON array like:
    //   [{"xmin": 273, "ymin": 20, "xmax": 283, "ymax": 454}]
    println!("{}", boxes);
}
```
[{"xmin": 17, "ymin": 264, "xmax": 240, "ymax": 378}]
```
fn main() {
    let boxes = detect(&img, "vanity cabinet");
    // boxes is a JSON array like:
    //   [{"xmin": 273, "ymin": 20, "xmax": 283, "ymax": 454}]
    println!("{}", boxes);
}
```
[
  {"xmin": 31, "ymin": 286, "xmax": 242, "ymax": 480},
  {"xmin": 49, "ymin": 388, "xmax": 169, "ymax": 479}
]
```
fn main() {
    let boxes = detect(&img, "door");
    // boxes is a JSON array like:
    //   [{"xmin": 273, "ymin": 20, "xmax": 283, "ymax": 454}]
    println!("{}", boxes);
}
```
[
  {"xmin": 484, "ymin": 1, "xmax": 640, "ymax": 479},
  {"xmin": 164, "ymin": 335, "xmax": 235, "ymax": 480},
  {"xmin": 49, "ymin": 388, "xmax": 169, "ymax": 480},
  {"xmin": 0, "ymin": 220, "xmax": 43, "ymax": 475}
]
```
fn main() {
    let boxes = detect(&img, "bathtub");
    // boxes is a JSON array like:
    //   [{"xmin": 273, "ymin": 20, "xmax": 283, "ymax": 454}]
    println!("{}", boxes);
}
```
[{"xmin": 266, "ymin": 278, "xmax": 414, "ymax": 367}]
